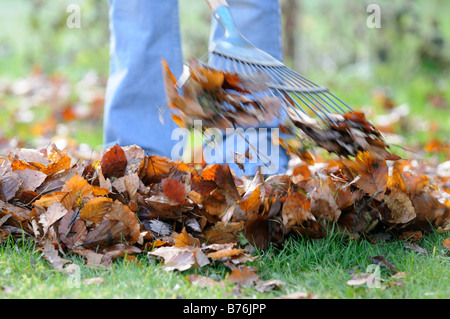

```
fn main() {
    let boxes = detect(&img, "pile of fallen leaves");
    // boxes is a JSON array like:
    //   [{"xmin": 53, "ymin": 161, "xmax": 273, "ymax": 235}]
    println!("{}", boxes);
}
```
[
  {"xmin": 0, "ymin": 142, "xmax": 449, "ymax": 275},
  {"xmin": 0, "ymin": 61, "xmax": 449, "ymax": 288}
]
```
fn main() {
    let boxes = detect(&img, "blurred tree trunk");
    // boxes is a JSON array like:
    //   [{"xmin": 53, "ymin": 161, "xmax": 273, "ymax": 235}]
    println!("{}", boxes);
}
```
[{"xmin": 282, "ymin": 0, "xmax": 299, "ymax": 68}]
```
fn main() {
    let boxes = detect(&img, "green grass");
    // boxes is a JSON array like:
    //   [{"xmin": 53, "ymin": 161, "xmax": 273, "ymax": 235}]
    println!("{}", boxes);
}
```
[{"xmin": 1, "ymin": 229, "xmax": 448, "ymax": 299}]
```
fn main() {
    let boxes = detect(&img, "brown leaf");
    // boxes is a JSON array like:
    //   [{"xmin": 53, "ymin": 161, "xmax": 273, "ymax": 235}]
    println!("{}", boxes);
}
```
[
  {"xmin": 410, "ymin": 192, "xmax": 449, "ymax": 230},
  {"xmin": 369, "ymin": 255, "xmax": 399, "ymax": 275},
  {"xmin": 100, "ymin": 144, "xmax": 127, "ymax": 178},
  {"xmin": 58, "ymin": 210, "xmax": 87, "ymax": 249},
  {"xmin": 244, "ymin": 212, "xmax": 269, "ymax": 249},
  {"xmin": 150, "ymin": 246, "xmax": 210, "ymax": 271},
  {"xmin": 104, "ymin": 200, "xmax": 140, "ymax": 245},
  {"xmin": 403, "ymin": 172, "xmax": 430, "ymax": 195},
  {"xmin": 443, "ymin": 238, "xmax": 450, "ymax": 252},
  {"xmin": 82, "ymin": 219, "xmax": 132, "ymax": 250},
  {"xmin": 346, "ymin": 272, "xmax": 378, "ymax": 286},
  {"xmin": 140, "ymin": 155, "xmax": 173, "ymax": 184},
  {"xmin": 201, "ymin": 164, "xmax": 240, "ymax": 201},
  {"xmin": 14, "ymin": 169, "xmax": 47, "ymax": 192},
  {"xmin": 204, "ymin": 221, "xmax": 243, "ymax": 244},
  {"xmin": 254, "ymin": 279, "xmax": 284, "ymax": 293},
  {"xmin": 39, "ymin": 202, "xmax": 68, "ymax": 236},
  {"xmin": 311, "ymin": 181, "xmax": 341, "ymax": 222},
  {"xmin": 382, "ymin": 188, "xmax": 416, "ymax": 224},
  {"xmin": 61, "ymin": 173, "xmax": 94, "ymax": 210},
  {"xmin": 403, "ymin": 242, "xmax": 429, "ymax": 254},
  {"xmin": 161, "ymin": 177, "xmax": 186, "ymax": 205},
  {"xmin": 0, "ymin": 172, "xmax": 20, "ymax": 201},
  {"xmin": 103, "ymin": 244, "xmax": 142, "ymax": 260},
  {"xmin": 33, "ymin": 191, "xmax": 69, "ymax": 209},
  {"xmin": 282, "ymin": 192, "xmax": 314, "ymax": 231},
  {"xmin": 398, "ymin": 230, "xmax": 422, "ymax": 243},
  {"xmin": 227, "ymin": 266, "xmax": 259, "ymax": 286}
]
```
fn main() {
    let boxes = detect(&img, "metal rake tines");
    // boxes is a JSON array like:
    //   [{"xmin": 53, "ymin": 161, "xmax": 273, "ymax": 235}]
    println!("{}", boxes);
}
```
[{"xmin": 209, "ymin": 53, "xmax": 354, "ymax": 124}]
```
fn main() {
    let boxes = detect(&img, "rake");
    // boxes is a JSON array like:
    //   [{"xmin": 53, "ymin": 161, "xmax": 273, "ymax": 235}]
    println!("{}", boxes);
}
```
[{"xmin": 204, "ymin": 0, "xmax": 354, "ymax": 125}]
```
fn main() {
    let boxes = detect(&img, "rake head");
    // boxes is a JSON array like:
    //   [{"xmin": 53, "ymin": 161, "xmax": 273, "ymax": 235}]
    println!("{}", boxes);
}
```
[{"xmin": 207, "ymin": 5, "xmax": 354, "ymax": 125}]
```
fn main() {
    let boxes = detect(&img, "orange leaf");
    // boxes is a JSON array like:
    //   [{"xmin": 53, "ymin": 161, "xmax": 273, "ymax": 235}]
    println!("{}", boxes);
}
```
[
  {"xmin": 161, "ymin": 58, "xmax": 184, "ymax": 110},
  {"xmin": 239, "ymin": 186, "xmax": 261, "ymax": 214},
  {"xmin": 189, "ymin": 59, "xmax": 224, "ymax": 92},
  {"xmin": 174, "ymin": 228, "xmax": 200, "ymax": 247},
  {"xmin": 9, "ymin": 157, "xmax": 39, "ymax": 171},
  {"xmin": 61, "ymin": 173, "xmax": 94, "ymax": 210},
  {"xmin": 40, "ymin": 156, "xmax": 71, "ymax": 176},
  {"xmin": 33, "ymin": 191, "xmax": 70, "ymax": 209},
  {"xmin": 403, "ymin": 172, "xmax": 430, "ymax": 195},
  {"xmin": 443, "ymin": 238, "xmax": 450, "ymax": 252},
  {"xmin": 80, "ymin": 197, "xmax": 113, "ymax": 223},
  {"xmin": 207, "ymin": 248, "xmax": 246, "ymax": 260},
  {"xmin": 345, "ymin": 152, "xmax": 388, "ymax": 200}
]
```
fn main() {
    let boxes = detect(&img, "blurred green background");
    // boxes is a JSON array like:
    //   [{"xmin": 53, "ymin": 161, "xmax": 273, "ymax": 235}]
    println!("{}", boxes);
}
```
[{"xmin": 0, "ymin": 0, "xmax": 449, "ymax": 159}]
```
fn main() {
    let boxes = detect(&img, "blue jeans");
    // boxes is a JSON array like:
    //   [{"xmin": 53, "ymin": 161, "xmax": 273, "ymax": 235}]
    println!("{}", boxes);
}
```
[{"xmin": 104, "ymin": 0, "xmax": 288, "ymax": 176}]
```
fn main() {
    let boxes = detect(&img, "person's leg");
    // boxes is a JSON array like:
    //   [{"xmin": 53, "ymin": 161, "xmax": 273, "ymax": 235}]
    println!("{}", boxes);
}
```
[
  {"xmin": 104, "ymin": 0, "xmax": 183, "ymax": 156},
  {"xmin": 208, "ymin": 0, "xmax": 289, "ymax": 176}
]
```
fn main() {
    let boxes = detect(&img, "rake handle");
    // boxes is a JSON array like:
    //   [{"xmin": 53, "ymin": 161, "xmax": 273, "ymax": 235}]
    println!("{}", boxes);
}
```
[{"xmin": 206, "ymin": 0, "xmax": 229, "ymax": 13}]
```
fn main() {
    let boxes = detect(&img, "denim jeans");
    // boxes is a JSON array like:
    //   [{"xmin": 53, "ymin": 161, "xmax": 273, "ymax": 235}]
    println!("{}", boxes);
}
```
[{"xmin": 104, "ymin": 0, "xmax": 288, "ymax": 176}]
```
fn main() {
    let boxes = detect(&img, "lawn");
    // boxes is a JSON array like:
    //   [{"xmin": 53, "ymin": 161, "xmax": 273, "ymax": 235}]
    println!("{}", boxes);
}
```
[
  {"xmin": 0, "ymin": 0, "xmax": 449, "ymax": 300},
  {"xmin": 1, "ymin": 229, "xmax": 449, "ymax": 299}
]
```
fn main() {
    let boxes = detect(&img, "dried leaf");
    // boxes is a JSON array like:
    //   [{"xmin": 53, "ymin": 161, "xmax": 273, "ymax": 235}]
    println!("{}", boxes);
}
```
[
  {"xmin": 15, "ymin": 169, "xmax": 47, "ymax": 192},
  {"xmin": 82, "ymin": 219, "xmax": 132, "ymax": 250},
  {"xmin": 150, "ymin": 246, "xmax": 209, "ymax": 271},
  {"xmin": 369, "ymin": 255, "xmax": 399, "ymax": 275},
  {"xmin": 382, "ymin": 189, "xmax": 416, "ymax": 224},
  {"xmin": 227, "ymin": 266, "xmax": 259, "ymax": 286},
  {"xmin": 311, "ymin": 181, "xmax": 341, "ymax": 222},
  {"xmin": 346, "ymin": 152, "xmax": 388, "ymax": 201},
  {"xmin": 100, "ymin": 144, "xmax": 128, "ymax": 178},
  {"xmin": 39, "ymin": 202, "xmax": 68, "ymax": 236},
  {"xmin": 161, "ymin": 177, "xmax": 186, "ymax": 205},
  {"xmin": 404, "ymin": 242, "xmax": 429, "ymax": 254},
  {"xmin": 238, "ymin": 186, "xmax": 261, "ymax": 214},
  {"xmin": 282, "ymin": 192, "xmax": 314, "ymax": 230},
  {"xmin": 174, "ymin": 228, "xmax": 201, "ymax": 247},
  {"xmin": 206, "ymin": 248, "xmax": 246, "ymax": 260},
  {"xmin": 443, "ymin": 238, "xmax": 450, "ymax": 252},
  {"xmin": 80, "ymin": 197, "xmax": 113, "ymax": 224}
]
